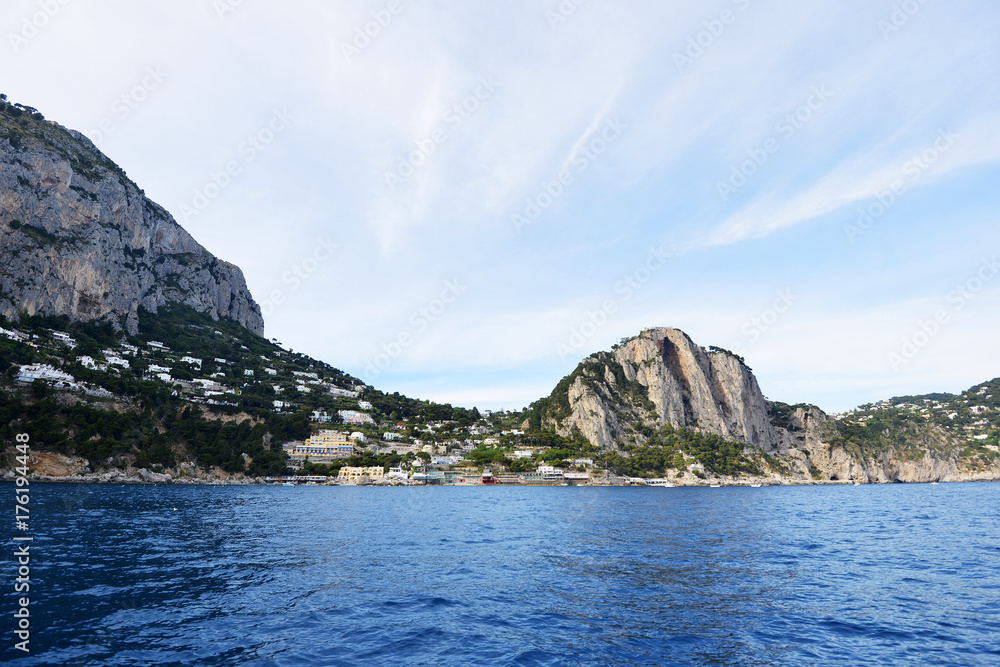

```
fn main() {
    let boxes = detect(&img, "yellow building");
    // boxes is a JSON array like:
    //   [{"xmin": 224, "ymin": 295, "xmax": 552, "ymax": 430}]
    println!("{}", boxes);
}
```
[
  {"xmin": 338, "ymin": 466, "xmax": 385, "ymax": 481},
  {"xmin": 286, "ymin": 430, "xmax": 357, "ymax": 459}
]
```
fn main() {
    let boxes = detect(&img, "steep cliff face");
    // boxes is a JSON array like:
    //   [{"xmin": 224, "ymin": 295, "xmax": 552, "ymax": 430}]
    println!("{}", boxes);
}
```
[
  {"xmin": 0, "ymin": 102, "xmax": 263, "ymax": 335},
  {"xmin": 542, "ymin": 328, "xmax": 775, "ymax": 450},
  {"xmin": 768, "ymin": 405, "xmax": 967, "ymax": 483},
  {"xmin": 536, "ymin": 327, "xmax": 999, "ymax": 483}
]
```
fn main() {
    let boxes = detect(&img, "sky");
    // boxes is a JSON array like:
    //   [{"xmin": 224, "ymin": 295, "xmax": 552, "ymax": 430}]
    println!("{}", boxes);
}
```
[{"xmin": 3, "ymin": 0, "xmax": 999, "ymax": 413}]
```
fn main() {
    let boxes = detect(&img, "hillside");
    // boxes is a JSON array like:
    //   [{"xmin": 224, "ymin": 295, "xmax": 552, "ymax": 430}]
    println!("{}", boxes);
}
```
[
  {"xmin": 2, "ymin": 96, "xmax": 997, "ymax": 486},
  {"xmin": 0, "ymin": 96, "xmax": 263, "ymax": 335},
  {"xmin": 525, "ymin": 328, "xmax": 1000, "ymax": 484},
  {"xmin": 0, "ymin": 304, "xmax": 485, "ymax": 481}
]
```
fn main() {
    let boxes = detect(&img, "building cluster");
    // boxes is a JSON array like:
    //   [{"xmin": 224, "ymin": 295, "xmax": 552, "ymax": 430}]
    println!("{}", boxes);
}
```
[
  {"xmin": 16, "ymin": 364, "xmax": 113, "ymax": 398},
  {"xmin": 835, "ymin": 387, "xmax": 998, "ymax": 446},
  {"xmin": 283, "ymin": 430, "xmax": 362, "ymax": 462}
]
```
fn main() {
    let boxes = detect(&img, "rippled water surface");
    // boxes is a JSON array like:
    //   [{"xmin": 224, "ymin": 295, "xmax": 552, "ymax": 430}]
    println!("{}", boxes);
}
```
[{"xmin": 3, "ymin": 482, "xmax": 1000, "ymax": 665}]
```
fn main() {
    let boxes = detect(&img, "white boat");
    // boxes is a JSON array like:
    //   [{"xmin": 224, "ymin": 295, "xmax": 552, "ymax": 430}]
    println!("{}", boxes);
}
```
[
  {"xmin": 710, "ymin": 484, "xmax": 722, "ymax": 488},
  {"xmin": 647, "ymin": 478, "xmax": 676, "ymax": 488},
  {"xmin": 750, "ymin": 483, "xmax": 762, "ymax": 488}
]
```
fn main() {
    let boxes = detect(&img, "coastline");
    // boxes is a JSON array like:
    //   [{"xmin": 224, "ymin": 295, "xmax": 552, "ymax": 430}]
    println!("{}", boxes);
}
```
[{"xmin": 3, "ymin": 468, "xmax": 997, "ymax": 487}]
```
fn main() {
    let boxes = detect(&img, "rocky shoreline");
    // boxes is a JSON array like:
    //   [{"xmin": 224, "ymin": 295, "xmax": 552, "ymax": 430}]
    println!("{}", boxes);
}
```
[
  {"xmin": 2, "ymin": 468, "xmax": 996, "ymax": 487},
  {"xmin": 3, "ymin": 448, "xmax": 996, "ymax": 487},
  {"xmin": 0, "ymin": 468, "xmax": 261, "ymax": 485}
]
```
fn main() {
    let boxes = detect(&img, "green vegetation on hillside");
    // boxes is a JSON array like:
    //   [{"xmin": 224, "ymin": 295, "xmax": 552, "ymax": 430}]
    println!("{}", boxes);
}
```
[
  {"xmin": 601, "ymin": 424, "xmax": 763, "ymax": 478},
  {"xmin": 0, "ymin": 303, "xmax": 477, "ymax": 477},
  {"xmin": 526, "ymin": 351, "xmax": 655, "ymax": 431},
  {"xmin": 1, "ymin": 95, "xmax": 126, "ymax": 182}
]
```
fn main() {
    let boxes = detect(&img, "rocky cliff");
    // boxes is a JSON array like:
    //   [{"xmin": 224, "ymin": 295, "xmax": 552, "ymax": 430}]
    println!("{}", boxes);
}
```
[
  {"xmin": 0, "ymin": 100, "xmax": 263, "ymax": 335},
  {"xmin": 533, "ymin": 327, "xmax": 999, "ymax": 483},
  {"xmin": 537, "ymin": 328, "xmax": 775, "ymax": 450}
]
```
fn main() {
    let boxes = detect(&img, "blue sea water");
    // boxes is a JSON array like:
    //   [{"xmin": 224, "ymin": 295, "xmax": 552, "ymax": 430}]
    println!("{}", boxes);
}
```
[{"xmin": 3, "ymin": 482, "xmax": 1000, "ymax": 666}]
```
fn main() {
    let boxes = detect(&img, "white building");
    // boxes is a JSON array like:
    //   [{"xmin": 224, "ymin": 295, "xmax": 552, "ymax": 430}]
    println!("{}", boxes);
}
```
[
  {"xmin": 148, "ymin": 341, "xmax": 168, "ymax": 351},
  {"xmin": 338, "ymin": 410, "xmax": 375, "ymax": 426},
  {"xmin": 512, "ymin": 450, "xmax": 535, "ymax": 459},
  {"xmin": 51, "ymin": 331, "xmax": 76, "ymax": 347},
  {"xmin": 148, "ymin": 364, "xmax": 171, "ymax": 374},
  {"xmin": 192, "ymin": 378, "xmax": 226, "ymax": 392},
  {"xmin": 17, "ymin": 364, "xmax": 75, "ymax": 384},
  {"xmin": 312, "ymin": 410, "xmax": 332, "ymax": 423},
  {"xmin": 274, "ymin": 401, "xmax": 290, "ymax": 409},
  {"xmin": 244, "ymin": 369, "xmax": 254, "ymax": 376},
  {"xmin": 180, "ymin": 356, "xmax": 202, "ymax": 368},
  {"xmin": 78, "ymin": 356, "xmax": 98, "ymax": 369},
  {"xmin": 358, "ymin": 400, "xmax": 373, "ymax": 410},
  {"xmin": 350, "ymin": 431, "xmax": 368, "ymax": 442},
  {"xmin": 106, "ymin": 356, "xmax": 130, "ymax": 369},
  {"xmin": 383, "ymin": 432, "xmax": 403, "ymax": 441},
  {"xmin": 0, "ymin": 327, "xmax": 27, "ymax": 342},
  {"xmin": 265, "ymin": 368, "xmax": 278, "ymax": 376}
]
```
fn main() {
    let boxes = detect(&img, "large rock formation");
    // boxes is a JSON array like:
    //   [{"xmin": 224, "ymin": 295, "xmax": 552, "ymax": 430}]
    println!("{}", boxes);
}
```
[
  {"xmin": 768, "ymin": 404, "xmax": 973, "ymax": 483},
  {"xmin": 0, "ymin": 101, "xmax": 263, "ymax": 335},
  {"xmin": 534, "ymin": 327, "xmax": 999, "ymax": 483},
  {"xmin": 541, "ymin": 328, "xmax": 775, "ymax": 450}
]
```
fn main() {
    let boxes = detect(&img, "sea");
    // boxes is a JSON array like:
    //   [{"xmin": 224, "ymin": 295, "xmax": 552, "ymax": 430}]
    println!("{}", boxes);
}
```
[{"xmin": 3, "ymin": 482, "xmax": 999, "ymax": 666}]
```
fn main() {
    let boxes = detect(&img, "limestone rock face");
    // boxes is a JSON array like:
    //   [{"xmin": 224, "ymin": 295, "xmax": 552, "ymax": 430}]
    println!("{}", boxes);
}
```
[
  {"xmin": 538, "ymin": 327, "xmax": 999, "ymax": 483},
  {"xmin": 0, "ymin": 111, "xmax": 263, "ymax": 335},
  {"xmin": 550, "ymin": 328, "xmax": 776, "ymax": 450},
  {"xmin": 619, "ymin": 328, "xmax": 775, "ymax": 447}
]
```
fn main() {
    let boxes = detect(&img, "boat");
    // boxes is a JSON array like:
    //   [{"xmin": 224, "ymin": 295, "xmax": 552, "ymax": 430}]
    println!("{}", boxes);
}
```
[
  {"xmin": 750, "ymin": 483, "xmax": 762, "ymax": 488},
  {"xmin": 282, "ymin": 482, "xmax": 295, "ymax": 486},
  {"xmin": 710, "ymin": 484, "xmax": 722, "ymax": 488}
]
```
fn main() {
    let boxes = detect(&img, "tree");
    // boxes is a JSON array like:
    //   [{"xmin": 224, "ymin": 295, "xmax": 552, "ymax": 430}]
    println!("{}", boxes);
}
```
[{"xmin": 31, "ymin": 379, "xmax": 48, "ymax": 399}]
